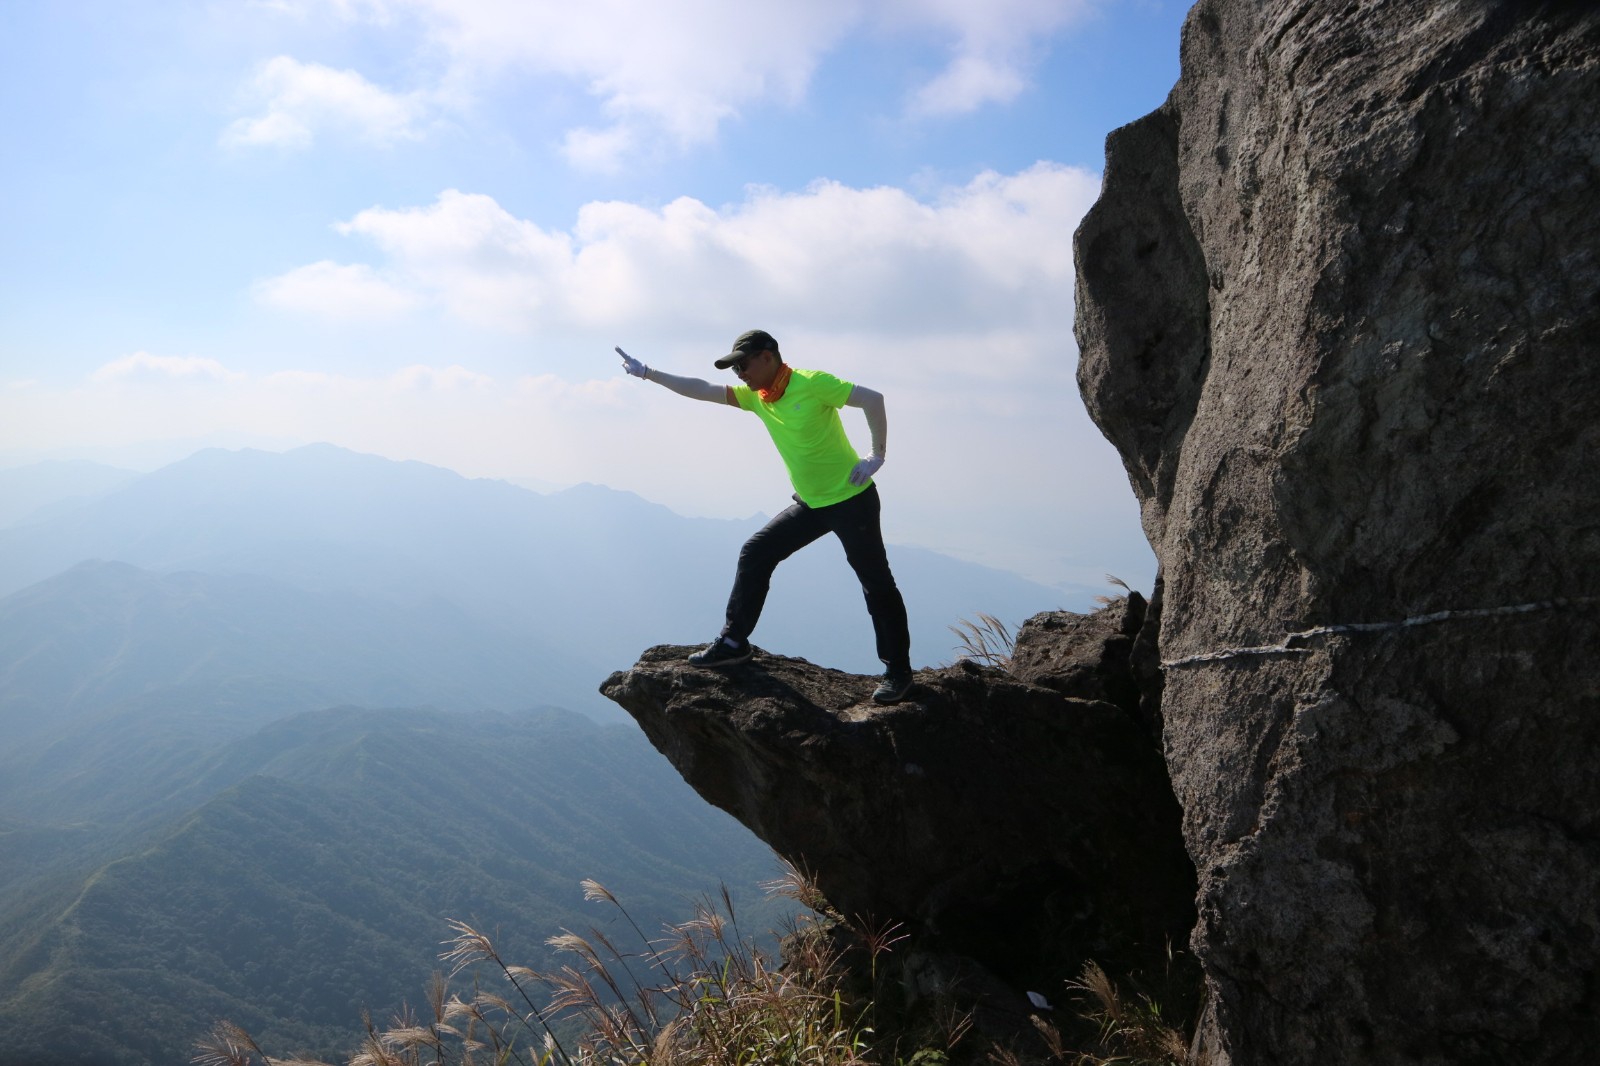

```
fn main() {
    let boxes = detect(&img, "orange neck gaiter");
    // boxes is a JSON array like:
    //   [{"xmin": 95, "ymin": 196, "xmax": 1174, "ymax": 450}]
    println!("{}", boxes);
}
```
[{"xmin": 758, "ymin": 364, "xmax": 793, "ymax": 404}]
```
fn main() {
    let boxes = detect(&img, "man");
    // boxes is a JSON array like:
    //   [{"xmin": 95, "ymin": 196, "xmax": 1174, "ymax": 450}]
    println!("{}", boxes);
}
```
[{"xmin": 617, "ymin": 329, "xmax": 914, "ymax": 704}]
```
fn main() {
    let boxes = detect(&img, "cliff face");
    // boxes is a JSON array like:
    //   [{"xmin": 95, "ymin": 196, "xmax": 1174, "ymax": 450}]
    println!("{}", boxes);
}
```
[
  {"xmin": 1075, "ymin": 2, "xmax": 1600, "ymax": 1063},
  {"xmin": 600, "ymin": 601, "xmax": 1195, "ymax": 1037}
]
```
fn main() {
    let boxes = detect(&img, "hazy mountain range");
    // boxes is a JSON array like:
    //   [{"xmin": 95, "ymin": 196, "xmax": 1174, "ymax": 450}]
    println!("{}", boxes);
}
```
[
  {"xmin": 0, "ymin": 443, "xmax": 1088, "ymax": 1064},
  {"xmin": 0, "ymin": 460, "xmax": 141, "ymax": 530},
  {"xmin": 0, "ymin": 444, "xmax": 1089, "ymax": 717}
]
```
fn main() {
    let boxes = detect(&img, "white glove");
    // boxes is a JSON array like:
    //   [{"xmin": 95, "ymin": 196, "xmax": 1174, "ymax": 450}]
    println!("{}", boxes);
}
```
[
  {"xmin": 616, "ymin": 346, "xmax": 649, "ymax": 379},
  {"xmin": 848, "ymin": 454, "xmax": 884, "ymax": 486}
]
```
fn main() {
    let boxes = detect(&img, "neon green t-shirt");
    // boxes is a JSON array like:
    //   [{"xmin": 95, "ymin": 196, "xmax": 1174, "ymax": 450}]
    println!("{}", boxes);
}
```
[{"xmin": 731, "ymin": 367, "xmax": 866, "ymax": 508}]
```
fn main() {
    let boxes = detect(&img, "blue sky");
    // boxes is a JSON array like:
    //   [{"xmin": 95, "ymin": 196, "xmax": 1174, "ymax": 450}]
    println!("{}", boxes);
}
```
[{"xmin": 0, "ymin": 0, "xmax": 1187, "ymax": 592}]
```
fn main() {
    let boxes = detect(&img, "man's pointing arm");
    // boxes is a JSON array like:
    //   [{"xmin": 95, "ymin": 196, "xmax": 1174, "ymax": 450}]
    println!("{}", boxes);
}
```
[{"xmin": 617, "ymin": 347, "xmax": 733, "ymax": 405}]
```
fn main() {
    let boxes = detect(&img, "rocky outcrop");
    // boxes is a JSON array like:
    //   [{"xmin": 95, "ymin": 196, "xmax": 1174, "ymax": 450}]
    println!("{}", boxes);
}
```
[
  {"xmin": 600, "ymin": 624, "xmax": 1195, "ymax": 1038},
  {"xmin": 1076, "ymin": 3, "xmax": 1600, "ymax": 1064},
  {"xmin": 1008, "ymin": 591, "xmax": 1145, "ymax": 721}
]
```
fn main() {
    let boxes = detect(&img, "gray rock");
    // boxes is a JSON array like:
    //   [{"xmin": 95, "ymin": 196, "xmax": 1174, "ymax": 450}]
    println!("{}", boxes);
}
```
[
  {"xmin": 1008, "ymin": 592, "xmax": 1147, "ymax": 728},
  {"xmin": 600, "ymin": 644, "xmax": 1195, "ymax": 1018},
  {"xmin": 1075, "ymin": 2, "xmax": 1600, "ymax": 1063}
]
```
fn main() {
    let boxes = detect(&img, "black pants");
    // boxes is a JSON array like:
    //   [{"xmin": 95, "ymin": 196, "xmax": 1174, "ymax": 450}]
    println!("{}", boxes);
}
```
[{"xmin": 721, "ymin": 483, "xmax": 911, "ymax": 672}]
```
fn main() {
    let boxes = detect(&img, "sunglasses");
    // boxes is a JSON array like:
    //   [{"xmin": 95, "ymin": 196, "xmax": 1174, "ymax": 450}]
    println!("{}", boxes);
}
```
[{"xmin": 730, "ymin": 352, "xmax": 763, "ymax": 373}]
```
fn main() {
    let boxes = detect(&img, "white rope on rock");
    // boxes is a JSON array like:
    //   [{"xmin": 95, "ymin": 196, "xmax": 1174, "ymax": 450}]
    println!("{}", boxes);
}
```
[{"xmin": 1160, "ymin": 596, "xmax": 1598, "ymax": 669}]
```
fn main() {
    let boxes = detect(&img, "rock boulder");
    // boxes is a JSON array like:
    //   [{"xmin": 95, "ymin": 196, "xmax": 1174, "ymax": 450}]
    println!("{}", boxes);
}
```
[{"xmin": 1075, "ymin": 2, "xmax": 1600, "ymax": 1063}]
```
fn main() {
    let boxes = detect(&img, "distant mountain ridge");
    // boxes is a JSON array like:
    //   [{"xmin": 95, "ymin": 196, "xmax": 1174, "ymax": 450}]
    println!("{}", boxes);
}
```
[
  {"xmin": 0, "ymin": 444, "xmax": 1089, "ymax": 716},
  {"xmin": 0, "ymin": 560, "xmax": 544, "ymax": 743},
  {"xmin": 0, "ymin": 460, "xmax": 139, "ymax": 531}
]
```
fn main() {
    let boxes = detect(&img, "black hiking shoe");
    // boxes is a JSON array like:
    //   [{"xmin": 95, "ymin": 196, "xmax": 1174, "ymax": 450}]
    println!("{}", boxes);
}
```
[
  {"xmin": 689, "ymin": 638, "xmax": 753, "ymax": 667},
  {"xmin": 872, "ymin": 667, "xmax": 914, "ymax": 704}
]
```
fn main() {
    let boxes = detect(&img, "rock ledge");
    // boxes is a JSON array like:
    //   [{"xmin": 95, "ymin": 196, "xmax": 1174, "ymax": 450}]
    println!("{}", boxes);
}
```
[{"xmin": 601, "ymin": 623, "xmax": 1194, "ymax": 1003}]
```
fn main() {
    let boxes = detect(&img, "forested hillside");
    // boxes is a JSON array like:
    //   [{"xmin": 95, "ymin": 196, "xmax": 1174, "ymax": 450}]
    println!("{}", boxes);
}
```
[{"xmin": 0, "ymin": 707, "xmax": 782, "ymax": 1066}]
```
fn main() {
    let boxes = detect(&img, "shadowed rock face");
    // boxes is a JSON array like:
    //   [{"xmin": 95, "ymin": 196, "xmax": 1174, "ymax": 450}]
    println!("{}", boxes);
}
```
[
  {"xmin": 600, "ymin": 630, "xmax": 1195, "ymax": 1007},
  {"xmin": 1076, "ymin": 2, "xmax": 1600, "ymax": 1063}
]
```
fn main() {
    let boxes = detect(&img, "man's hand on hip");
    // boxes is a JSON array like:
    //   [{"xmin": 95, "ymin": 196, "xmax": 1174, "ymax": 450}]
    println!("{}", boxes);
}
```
[{"xmin": 849, "ymin": 455, "xmax": 884, "ymax": 486}]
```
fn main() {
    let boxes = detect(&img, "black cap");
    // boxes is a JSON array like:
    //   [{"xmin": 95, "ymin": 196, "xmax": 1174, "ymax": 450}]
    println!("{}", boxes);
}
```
[{"xmin": 714, "ymin": 329, "xmax": 779, "ymax": 369}]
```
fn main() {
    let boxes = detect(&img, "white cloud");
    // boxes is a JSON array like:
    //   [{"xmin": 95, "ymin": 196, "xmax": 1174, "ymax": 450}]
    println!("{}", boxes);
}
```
[
  {"xmin": 887, "ymin": 0, "xmax": 1093, "ymax": 117},
  {"xmin": 395, "ymin": 0, "xmax": 855, "ymax": 149},
  {"xmin": 255, "ymin": 0, "xmax": 1095, "ymax": 164},
  {"xmin": 253, "ymin": 260, "xmax": 419, "ymax": 318},
  {"xmin": 325, "ymin": 189, "xmax": 575, "ymax": 328},
  {"xmin": 90, "ymin": 352, "xmax": 245, "ymax": 384},
  {"xmin": 559, "ymin": 123, "xmax": 638, "ymax": 175},
  {"xmin": 910, "ymin": 54, "xmax": 1028, "ymax": 117},
  {"xmin": 391, "ymin": 363, "xmax": 495, "ymax": 391},
  {"xmin": 223, "ymin": 109, "xmax": 314, "ymax": 150},
  {"xmin": 257, "ymin": 163, "xmax": 1101, "ymax": 342},
  {"xmin": 222, "ymin": 55, "xmax": 427, "ymax": 149}
]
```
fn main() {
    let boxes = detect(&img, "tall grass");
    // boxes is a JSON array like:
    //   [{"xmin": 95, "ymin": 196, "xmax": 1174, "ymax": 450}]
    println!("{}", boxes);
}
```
[
  {"xmin": 195, "ymin": 870, "xmax": 902, "ymax": 1066},
  {"xmin": 949, "ymin": 574, "xmax": 1134, "ymax": 670},
  {"xmin": 1050, "ymin": 959, "xmax": 1189, "ymax": 1066},
  {"xmin": 947, "ymin": 614, "xmax": 1015, "ymax": 668},
  {"xmin": 196, "ymin": 873, "xmax": 1195, "ymax": 1066}
]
